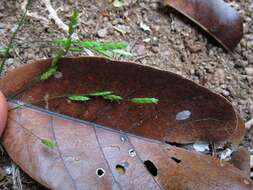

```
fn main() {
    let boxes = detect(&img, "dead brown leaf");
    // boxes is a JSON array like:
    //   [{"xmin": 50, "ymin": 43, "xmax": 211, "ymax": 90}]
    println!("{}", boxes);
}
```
[
  {"xmin": 0, "ymin": 57, "xmax": 251, "ymax": 189},
  {"xmin": 162, "ymin": 0, "xmax": 243, "ymax": 51}
]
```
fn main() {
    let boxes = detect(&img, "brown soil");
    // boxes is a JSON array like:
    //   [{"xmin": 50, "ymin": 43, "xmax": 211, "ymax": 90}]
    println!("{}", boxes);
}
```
[{"xmin": 0, "ymin": 0, "xmax": 252, "ymax": 189}]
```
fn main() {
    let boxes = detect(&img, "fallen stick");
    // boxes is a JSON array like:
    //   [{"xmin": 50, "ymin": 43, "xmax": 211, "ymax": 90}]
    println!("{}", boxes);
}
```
[
  {"xmin": 21, "ymin": 0, "xmax": 49, "ymax": 25},
  {"xmin": 42, "ymin": 0, "xmax": 69, "ymax": 32}
]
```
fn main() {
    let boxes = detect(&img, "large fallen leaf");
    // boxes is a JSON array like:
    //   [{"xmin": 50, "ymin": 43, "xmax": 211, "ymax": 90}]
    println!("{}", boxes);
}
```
[
  {"xmin": 0, "ymin": 57, "xmax": 251, "ymax": 189},
  {"xmin": 162, "ymin": 0, "xmax": 243, "ymax": 51}
]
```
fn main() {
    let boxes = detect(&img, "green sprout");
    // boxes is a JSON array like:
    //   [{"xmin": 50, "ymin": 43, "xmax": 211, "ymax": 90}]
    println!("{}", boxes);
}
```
[
  {"xmin": 103, "ymin": 94, "xmax": 123, "ymax": 102},
  {"xmin": 68, "ymin": 95, "xmax": 90, "ymax": 102},
  {"xmin": 131, "ymin": 98, "xmax": 159, "ymax": 104},
  {"xmin": 40, "ymin": 9, "xmax": 79, "ymax": 81},
  {"xmin": 87, "ymin": 91, "xmax": 113, "ymax": 97},
  {"xmin": 41, "ymin": 138, "xmax": 57, "ymax": 149}
]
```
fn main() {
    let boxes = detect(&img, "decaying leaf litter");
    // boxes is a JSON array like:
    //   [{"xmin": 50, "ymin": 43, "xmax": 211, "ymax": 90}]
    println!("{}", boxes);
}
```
[
  {"xmin": 0, "ymin": 0, "xmax": 252, "ymax": 189},
  {"xmin": 0, "ymin": 57, "xmax": 252, "ymax": 189}
]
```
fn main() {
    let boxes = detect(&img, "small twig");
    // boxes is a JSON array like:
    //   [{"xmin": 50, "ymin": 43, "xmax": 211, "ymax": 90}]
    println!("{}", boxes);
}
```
[
  {"xmin": 21, "ymin": 0, "xmax": 49, "ymax": 25},
  {"xmin": 245, "ymin": 118, "xmax": 253, "ymax": 130},
  {"xmin": 42, "ymin": 0, "xmax": 69, "ymax": 33},
  {"xmin": 0, "ymin": 0, "xmax": 32, "ymax": 75}
]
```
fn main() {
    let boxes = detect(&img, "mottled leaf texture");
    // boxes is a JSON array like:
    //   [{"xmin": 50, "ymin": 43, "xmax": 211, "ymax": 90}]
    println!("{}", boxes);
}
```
[
  {"xmin": 162, "ymin": 0, "xmax": 243, "ymax": 51},
  {"xmin": 0, "ymin": 57, "xmax": 252, "ymax": 189}
]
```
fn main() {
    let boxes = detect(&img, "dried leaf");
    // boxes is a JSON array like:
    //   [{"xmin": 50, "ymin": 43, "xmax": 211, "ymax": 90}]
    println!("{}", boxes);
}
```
[
  {"xmin": 3, "ymin": 102, "xmax": 252, "ymax": 190},
  {"xmin": 162, "ymin": 0, "xmax": 243, "ymax": 51},
  {"xmin": 0, "ymin": 57, "xmax": 251, "ymax": 189}
]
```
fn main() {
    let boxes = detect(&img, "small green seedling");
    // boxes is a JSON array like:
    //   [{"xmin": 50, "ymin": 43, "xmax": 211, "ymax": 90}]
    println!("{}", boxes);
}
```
[
  {"xmin": 131, "ymin": 98, "xmax": 159, "ymax": 104},
  {"xmin": 103, "ymin": 94, "xmax": 123, "ymax": 102},
  {"xmin": 52, "ymin": 39, "xmax": 135, "ymax": 58},
  {"xmin": 40, "ymin": 65, "xmax": 58, "ymax": 81},
  {"xmin": 87, "ymin": 91, "xmax": 113, "ymax": 97},
  {"xmin": 40, "ymin": 9, "xmax": 79, "ymax": 81},
  {"xmin": 68, "ymin": 95, "xmax": 90, "ymax": 102},
  {"xmin": 0, "ymin": 48, "xmax": 8, "ymax": 56},
  {"xmin": 41, "ymin": 138, "xmax": 57, "ymax": 149}
]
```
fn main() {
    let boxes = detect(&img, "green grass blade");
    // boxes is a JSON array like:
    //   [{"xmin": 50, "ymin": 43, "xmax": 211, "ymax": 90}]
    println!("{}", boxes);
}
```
[
  {"xmin": 131, "ymin": 98, "xmax": 159, "ymax": 104},
  {"xmin": 0, "ymin": 48, "xmax": 8, "ymax": 56},
  {"xmin": 41, "ymin": 138, "xmax": 57, "ymax": 149},
  {"xmin": 103, "ymin": 94, "xmax": 123, "ymax": 102},
  {"xmin": 68, "ymin": 95, "xmax": 90, "ymax": 102},
  {"xmin": 88, "ymin": 91, "xmax": 113, "ymax": 97},
  {"xmin": 68, "ymin": 10, "xmax": 79, "ymax": 36},
  {"xmin": 40, "ymin": 66, "xmax": 58, "ymax": 81}
]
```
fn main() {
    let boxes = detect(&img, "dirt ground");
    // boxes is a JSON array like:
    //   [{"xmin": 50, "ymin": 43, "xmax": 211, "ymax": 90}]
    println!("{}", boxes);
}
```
[{"xmin": 0, "ymin": 0, "xmax": 252, "ymax": 189}]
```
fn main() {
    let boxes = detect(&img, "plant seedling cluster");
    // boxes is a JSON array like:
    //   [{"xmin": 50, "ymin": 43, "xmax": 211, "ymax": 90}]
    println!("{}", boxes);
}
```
[{"xmin": 1, "ymin": 6, "xmax": 158, "ymax": 150}]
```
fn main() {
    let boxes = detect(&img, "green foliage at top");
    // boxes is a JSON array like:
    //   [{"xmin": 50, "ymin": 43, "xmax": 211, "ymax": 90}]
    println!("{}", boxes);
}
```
[
  {"xmin": 68, "ymin": 10, "xmax": 78, "ymax": 36},
  {"xmin": 131, "ymin": 98, "xmax": 159, "ymax": 104},
  {"xmin": 52, "ymin": 39, "xmax": 135, "ymax": 58},
  {"xmin": 40, "ymin": 9, "xmax": 79, "ymax": 81},
  {"xmin": 77, "ymin": 41, "xmax": 128, "ymax": 51}
]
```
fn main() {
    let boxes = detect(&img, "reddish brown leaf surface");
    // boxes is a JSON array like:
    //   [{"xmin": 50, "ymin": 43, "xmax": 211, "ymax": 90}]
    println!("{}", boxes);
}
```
[
  {"xmin": 3, "ymin": 102, "xmax": 252, "ymax": 190},
  {"xmin": 162, "ymin": 0, "xmax": 243, "ymax": 51},
  {"xmin": 0, "ymin": 57, "xmax": 245, "ymax": 146},
  {"xmin": 0, "ymin": 57, "xmax": 251, "ymax": 189}
]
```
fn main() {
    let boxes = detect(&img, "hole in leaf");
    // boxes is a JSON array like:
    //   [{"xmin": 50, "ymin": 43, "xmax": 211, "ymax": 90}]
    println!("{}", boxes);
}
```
[
  {"xmin": 96, "ymin": 168, "xmax": 105, "ymax": 178},
  {"xmin": 128, "ymin": 148, "xmax": 136, "ymax": 157},
  {"xmin": 115, "ymin": 164, "xmax": 126, "ymax": 175},
  {"xmin": 144, "ymin": 160, "xmax": 158, "ymax": 176},
  {"xmin": 176, "ymin": 110, "xmax": 191, "ymax": 121},
  {"xmin": 171, "ymin": 157, "xmax": 181, "ymax": 164}
]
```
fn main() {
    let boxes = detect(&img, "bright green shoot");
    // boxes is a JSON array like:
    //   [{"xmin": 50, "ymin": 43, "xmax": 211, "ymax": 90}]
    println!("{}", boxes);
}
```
[
  {"xmin": 40, "ymin": 9, "xmax": 79, "ymax": 81},
  {"xmin": 52, "ymin": 39, "xmax": 135, "ymax": 58},
  {"xmin": 0, "ymin": 48, "xmax": 9, "ymax": 56},
  {"xmin": 103, "ymin": 94, "xmax": 123, "ymax": 102},
  {"xmin": 131, "ymin": 98, "xmax": 159, "ymax": 104},
  {"xmin": 87, "ymin": 91, "xmax": 113, "ymax": 97},
  {"xmin": 67, "ymin": 91, "xmax": 122, "ymax": 103},
  {"xmin": 68, "ymin": 95, "xmax": 90, "ymax": 102},
  {"xmin": 87, "ymin": 91, "xmax": 122, "ymax": 102},
  {"xmin": 41, "ymin": 138, "xmax": 57, "ymax": 149}
]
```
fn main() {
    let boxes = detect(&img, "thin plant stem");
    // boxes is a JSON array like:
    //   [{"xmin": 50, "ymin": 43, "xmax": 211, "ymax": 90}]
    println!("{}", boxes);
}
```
[{"xmin": 0, "ymin": 0, "xmax": 32, "ymax": 75}]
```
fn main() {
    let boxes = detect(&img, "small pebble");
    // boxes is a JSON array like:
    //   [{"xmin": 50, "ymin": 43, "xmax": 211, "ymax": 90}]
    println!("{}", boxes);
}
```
[
  {"xmin": 97, "ymin": 28, "xmax": 108, "ymax": 38},
  {"xmin": 245, "ymin": 67, "xmax": 253, "ymax": 77}
]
